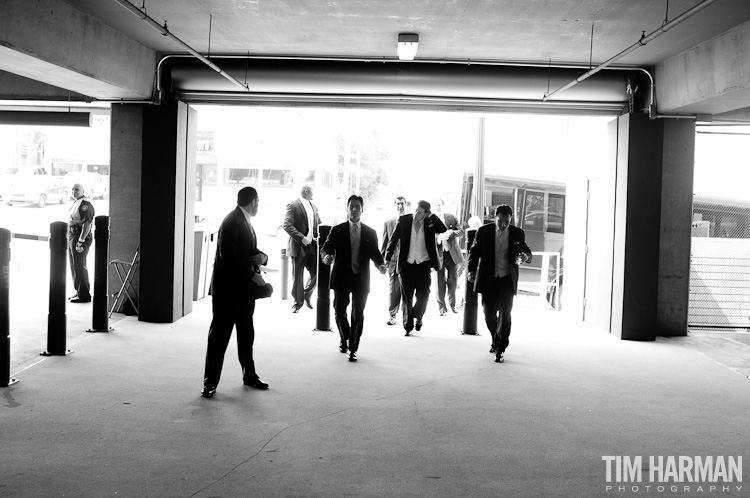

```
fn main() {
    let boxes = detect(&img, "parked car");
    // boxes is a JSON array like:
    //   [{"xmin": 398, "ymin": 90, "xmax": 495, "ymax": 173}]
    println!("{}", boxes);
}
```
[
  {"xmin": 2, "ymin": 166, "xmax": 69, "ymax": 208},
  {"xmin": 62, "ymin": 172, "xmax": 109, "ymax": 200}
]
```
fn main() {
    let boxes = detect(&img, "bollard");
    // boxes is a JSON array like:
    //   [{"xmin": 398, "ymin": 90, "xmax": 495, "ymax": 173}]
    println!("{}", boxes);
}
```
[
  {"xmin": 42, "ymin": 222, "xmax": 72, "ymax": 356},
  {"xmin": 0, "ymin": 229, "xmax": 18, "ymax": 387},
  {"xmin": 280, "ymin": 248, "xmax": 289, "ymax": 300},
  {"xmin": 461, "ymin": 228, "xmax": 479, "ymax": 336},
  {"xmin": 314, "ymin": 224, "xmax": 332, "ymax": 331},
  {"xmin": 88, "ymin": 216, "xmax": 112, "ymax": 332}
]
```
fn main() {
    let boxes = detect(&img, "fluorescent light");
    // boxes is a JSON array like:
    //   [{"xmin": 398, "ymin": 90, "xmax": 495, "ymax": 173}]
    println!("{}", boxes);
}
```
[{"xmin": 397, "ymin": 33, "xmax": 419, "ymax": 60}]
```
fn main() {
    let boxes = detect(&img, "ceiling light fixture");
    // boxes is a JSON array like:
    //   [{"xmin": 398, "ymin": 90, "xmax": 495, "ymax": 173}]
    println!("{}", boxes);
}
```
[{"xmin": 397, "ymin": 33, "xmax": 419, "ymax": 61}]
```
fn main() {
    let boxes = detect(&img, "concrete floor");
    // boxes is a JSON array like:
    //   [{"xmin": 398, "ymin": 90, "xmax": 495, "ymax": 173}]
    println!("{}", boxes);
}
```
[{"xmin": 3, "ymin": 291, "xmax": 750, "ymax": 498}]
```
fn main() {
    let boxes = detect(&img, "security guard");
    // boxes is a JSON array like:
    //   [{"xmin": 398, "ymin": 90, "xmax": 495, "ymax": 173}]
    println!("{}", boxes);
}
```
[{"xmin": 68, "ymin": 183, "xmax": 95, "ymax": 303}]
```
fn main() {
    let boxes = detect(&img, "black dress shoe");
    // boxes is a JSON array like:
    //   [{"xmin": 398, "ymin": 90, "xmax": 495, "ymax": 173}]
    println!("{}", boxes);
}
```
[
  {"xmin": 70, "ymin": 297, "xmax": 91, "ymax": 303},
  {"xmin": 489, "ymin": 346, "xmax": 497, "ymax": 354},
  {"xmin": 348, "ymin": 351, "xmax": 357, "ymax": 362},
  {"xmin": 415, "ymin": 320, "xmax": 423, "ymax": 331},
  {"xmin": 201, "ymin": 386, "xmax": 217, "ymax": 398},
  {"xmin": 451, "ymin": 307, "xmax": 458, "ymax": 314},
  {"xmin": 245, "ymin": 378, "xmax": 269, "ymax": 389},
  {"xmin": 305, "ymin": 297, "xmax": 313, "ymax": 309},
  {"xmin": 292, "ymin": 304, "xmax": 302, "ymax": 313},
  {"xmin": 339, "ymin": 342, "xmax": 348, "ymax": 354}
]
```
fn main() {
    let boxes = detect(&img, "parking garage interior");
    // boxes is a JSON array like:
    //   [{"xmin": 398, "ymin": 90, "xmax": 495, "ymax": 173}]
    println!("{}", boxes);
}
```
[{"xmin": 3, "ymin": 1, "xmax": 750, "ymax": 496}]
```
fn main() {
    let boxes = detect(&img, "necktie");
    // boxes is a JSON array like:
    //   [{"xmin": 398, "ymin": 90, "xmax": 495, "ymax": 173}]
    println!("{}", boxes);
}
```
[
  {"xmin": 495, "ymin": 228, "xmax": 503, "ymax": 276},
  {"xmin": 351, "ymin": 223, "xmax": 360, "ymax": 274}
]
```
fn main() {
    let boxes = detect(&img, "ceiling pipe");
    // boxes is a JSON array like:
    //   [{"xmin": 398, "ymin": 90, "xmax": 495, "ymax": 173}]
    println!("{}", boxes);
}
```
[
  {"xmin": 111, "ymin": 0, "xmax": 248, "ymax": 94},
  {"xmin": 543, "ymin": 0, "xmax": 721, "ymax": 102}
]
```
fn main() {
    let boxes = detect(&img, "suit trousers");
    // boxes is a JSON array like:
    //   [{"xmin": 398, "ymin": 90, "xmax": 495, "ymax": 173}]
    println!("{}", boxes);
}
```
[
  {"xmin": 68, "ymin": 237, "xmax": 92, "ymax": 299},
  {"xmin": 481, "ymin": 275, "xmax": 515, "ymax": 353},
  {"xmin": 203, "ymin": 293, "xmax": 257, "ymax": 388},
  {"xmin": 333, "ymin": 275, "xmax": 368, "ymax": 353},
  {"xmin": 291, "ymin": 249, "xmax": 317, "ymax": 306},
  {"xmin": 436, "ymin": 250, "xmax": 458, "ymax": 311},
  {"xmin": 388, "ymin": 266, "xmax": 401, "ymax": 317},
  {"xmin": 399, "ymin": 261, "xmax": 432, "ymax": 331}
]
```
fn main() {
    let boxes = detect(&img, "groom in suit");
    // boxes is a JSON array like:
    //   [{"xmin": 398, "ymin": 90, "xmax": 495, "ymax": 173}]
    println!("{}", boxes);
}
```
[
  {"xmin": 433, "ymin": 198, "xmax": 463, "ymax": 316},
  {"xmin": 385, "ymin": 200, "xmax": 447, "ymax": 335},
  {"xmin": 283, "ymin": 185, "xmax": 321, "ymax": 312},
  {"xmin": 381, "ymin": 196, "xmax": 407, "ymax": 325},
  {"xmin": 467, "ymin": 204, "xmax": 532, "ymax": 363},
  {"xmin": 321, "ymin": 195, "xmax": 387, "ymax": 362},
  {"xmin": 202, "ymin": 187, "xmax": 273, "ymax": 398}
]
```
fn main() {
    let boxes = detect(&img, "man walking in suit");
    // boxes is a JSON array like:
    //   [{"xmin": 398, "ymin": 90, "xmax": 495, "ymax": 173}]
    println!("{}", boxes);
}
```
[
  {"xmin": 283, "ymin": 185, "xmax": 321, "ymax": 313},
  {"xmin": 467, "ymin": 204, "xmax": 532, "ymax": 363},
  {"xmin": 433, "ymin": 198, "xmax": 463, "ymax": 316},
  {"xmin": 321, "ymin": 195, "xmax": 387, "ymax": 362},
  {"xmin": 381, "ymin": 196, "xmax": 407, "ymax": 325},
  {"xmin": 385, "ymin": 200, "xmax": 447, "ymax": 336},
  {"xmin": 201, "ymin": 187, "xmax": 273, "ymax": 398}
]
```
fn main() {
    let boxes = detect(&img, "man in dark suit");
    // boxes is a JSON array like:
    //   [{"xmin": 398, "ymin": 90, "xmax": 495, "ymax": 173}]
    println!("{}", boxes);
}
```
[
  {"xmin": 201, "ymin": 187, "xmax": 273, "ymax": 398},
  {"xmin": 381, "ymin": 196, "xmax": 407, "ymax": 325},
  {"xmin": 433, "ymin": 198, "xmax": 463, "ymax": 316},
  {"xmin": 283, "ymin": 185, "xmax": 321, "ymax": 313},
  {"xmin": 321, "ymin": 195, "xmax": 387, "ymax": 362},
  {"xmin": 467, "ymin": 204, "xmax": 532, "ymax": 363},
  {"xmin": 385, "ymin": 200, "xmax": 447, "ymax": 336}
]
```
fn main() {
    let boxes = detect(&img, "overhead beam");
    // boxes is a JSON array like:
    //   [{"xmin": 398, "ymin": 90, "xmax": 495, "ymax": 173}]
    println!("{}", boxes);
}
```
[
  {"xmin": 657, "ymin": 20, "xmax": 750, "ymax": 116},
  {"xmin": 0, "ymin": 0, "xmax": 156, "ymax": 100}
]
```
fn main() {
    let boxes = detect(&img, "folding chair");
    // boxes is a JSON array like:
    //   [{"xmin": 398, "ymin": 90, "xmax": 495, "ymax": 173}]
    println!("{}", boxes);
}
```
[{"xmin": 109, "ymin": 246, "xmax": 140, "ymax": 317}]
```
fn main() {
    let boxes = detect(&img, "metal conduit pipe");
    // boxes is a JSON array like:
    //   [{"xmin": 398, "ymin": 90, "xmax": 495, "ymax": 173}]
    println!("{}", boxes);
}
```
[
  {"xmin": 111, "ymin": 0, "xmax": 248, "ymax": 93},
  {"xmin": 544, "ymin": 0, "xmax": 722, "ymax": 102}
]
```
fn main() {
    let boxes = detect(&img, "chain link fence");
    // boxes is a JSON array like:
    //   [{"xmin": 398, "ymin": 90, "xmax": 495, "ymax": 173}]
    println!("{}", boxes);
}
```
[{"xmin": 689, "ymin": 194, "xmax": 750, "ymax": 329}]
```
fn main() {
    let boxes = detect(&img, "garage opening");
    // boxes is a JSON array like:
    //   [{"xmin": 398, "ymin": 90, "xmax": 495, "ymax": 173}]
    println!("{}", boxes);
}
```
[{"xmin": 193, "ymin": 105, "xmax": 616, "ymax": 318}]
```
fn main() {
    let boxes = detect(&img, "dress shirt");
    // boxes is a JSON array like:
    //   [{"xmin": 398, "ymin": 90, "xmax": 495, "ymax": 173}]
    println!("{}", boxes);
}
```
[{"xmin": 300, "ymin": 196, "xmax": 315, "ymax": 238}]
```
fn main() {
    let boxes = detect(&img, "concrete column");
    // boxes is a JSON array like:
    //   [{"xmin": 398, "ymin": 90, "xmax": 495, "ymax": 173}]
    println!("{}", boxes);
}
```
[
  {"xmin": 110, "ymin": 102, "xmax": 196, "ymax": 323},
  {"xmin": 608, "ymin": 114, "xmax": 695, "ymax": 340},
  {"xmin": 109, "ymin": 104, "xmax": 144, "ymax": 310},
  {"xmin": 656, "ymin": 120, "xmax": 695, "ymax": 337},
  {"xmin": 611, "ymin": 113, "xmax": 664, "ymax": 341}
]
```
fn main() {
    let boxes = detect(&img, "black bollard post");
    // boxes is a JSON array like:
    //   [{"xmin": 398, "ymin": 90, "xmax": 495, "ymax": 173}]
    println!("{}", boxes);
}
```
[
  {"xmin": 0, "ymin": 229, "xmax": 18, "ymax": 387},
  {"xmin": 88, "ymin": 216, "xmax": 112, "ymax": 332},
  {"xmin": 280, "ymin": 248, "xmax": 289, "ymax": 301},
  {"xmin": 314, "ymin": 224, "xmax": 331, "ymax": 331},
  {"xmin": 42, "ymin": 222, "xmax": 72, "ymax": 356},
  {"xmin": 461, "ymin": 228, "xmax": 479, "ymax": 336}
]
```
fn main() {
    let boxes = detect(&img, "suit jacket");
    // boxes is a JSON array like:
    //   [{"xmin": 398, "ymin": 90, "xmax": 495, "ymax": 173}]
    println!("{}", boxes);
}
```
[
  {"xmin": 283, "ymin": 198, "xmax": 321, "ymax": 258},
  {"xmin": 322, "ymin": 221, "xmax": 384, "ymax": 294},
  {"xmin": 385, "ymin": 213, "xmax": 447, "ymax": 273},
  {"xmin": 467, "ymin": 223, "xmax": 532, "ymax": 295},
  {"xmin": 381, "ymin": 216, "xmax": 400, "ymax": 270},
  {"xmin": 210, "ymin": 207, "xmax": 267, "ymax": 300}
]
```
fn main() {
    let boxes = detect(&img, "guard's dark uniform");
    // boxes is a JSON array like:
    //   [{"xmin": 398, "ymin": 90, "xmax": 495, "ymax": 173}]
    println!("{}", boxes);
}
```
[{"xmin": 67, "ymin": 197, "xmax": 95, "ymax": 301}]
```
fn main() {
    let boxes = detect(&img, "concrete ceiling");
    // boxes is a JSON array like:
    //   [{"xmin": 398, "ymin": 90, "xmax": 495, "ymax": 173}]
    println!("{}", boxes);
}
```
[{"xmin": 63, "ymin": 0, "xmax": 750, "ymax": 66}]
